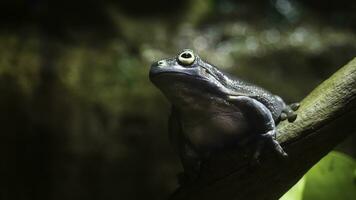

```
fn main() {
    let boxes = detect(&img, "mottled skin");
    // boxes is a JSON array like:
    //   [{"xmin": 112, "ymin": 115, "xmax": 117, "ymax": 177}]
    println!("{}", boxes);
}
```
[{"xmin": 149, "ymin": 49, "xmax": 299, "ymax": 183}]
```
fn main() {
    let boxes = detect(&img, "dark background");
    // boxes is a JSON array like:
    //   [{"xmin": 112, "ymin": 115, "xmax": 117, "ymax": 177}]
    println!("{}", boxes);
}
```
[{"xmin": 0, "ymin": 0, "xmax": 355, "ymax": 199}]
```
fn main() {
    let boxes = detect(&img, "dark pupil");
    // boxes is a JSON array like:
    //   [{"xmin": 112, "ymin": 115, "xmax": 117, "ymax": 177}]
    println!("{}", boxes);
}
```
[{"xmin": 181, "ymin": 52, "xmax": 192, "ymax": 59}]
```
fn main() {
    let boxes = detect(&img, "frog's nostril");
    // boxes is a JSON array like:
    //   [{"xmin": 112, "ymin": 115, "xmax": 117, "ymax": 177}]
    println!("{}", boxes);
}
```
[{"xmin": 157, "ymin": 60, "xmax": 167, "ymax": 66}]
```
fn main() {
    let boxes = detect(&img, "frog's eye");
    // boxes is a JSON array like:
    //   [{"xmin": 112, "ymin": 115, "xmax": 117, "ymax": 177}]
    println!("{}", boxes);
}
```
[{"xmin": 178, "ymin": 50, "xmax": 195, "ymax": 65}]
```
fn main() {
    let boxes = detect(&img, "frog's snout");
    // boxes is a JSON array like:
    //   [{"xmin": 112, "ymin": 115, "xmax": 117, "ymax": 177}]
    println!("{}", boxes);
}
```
[
  {"xmin": 149, "ymin": 59, "xmax": 171, "ymax": 80},
  {"xmin": 152, "ymin": 60, "xmax": 167, "ymax": 68}
]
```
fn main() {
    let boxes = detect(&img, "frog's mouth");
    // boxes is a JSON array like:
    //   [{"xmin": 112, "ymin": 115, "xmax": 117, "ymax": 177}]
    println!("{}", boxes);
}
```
[{"xmin": 150, "ymin": 70, "xmax": 230, "ymax": 98}]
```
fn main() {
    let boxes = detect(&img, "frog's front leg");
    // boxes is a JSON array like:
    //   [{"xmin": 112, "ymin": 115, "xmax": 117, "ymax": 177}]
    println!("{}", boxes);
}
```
[
  {"xmin": 177, "ymin": 142, "xmax": 202, "ymax": 185},
  {"xmin": 228, "ymin": 96, "xmax": 287, "ymax": 159},
  {"xmin": 169, "ymin": 106, "xmax": 202, "ymax": 184}
]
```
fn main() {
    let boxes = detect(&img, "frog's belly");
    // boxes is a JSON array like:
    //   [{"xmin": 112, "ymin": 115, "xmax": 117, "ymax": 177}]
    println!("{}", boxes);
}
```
[{"xmin": 183, "ymin": 112, "xmax": 249, "ymax": 151}]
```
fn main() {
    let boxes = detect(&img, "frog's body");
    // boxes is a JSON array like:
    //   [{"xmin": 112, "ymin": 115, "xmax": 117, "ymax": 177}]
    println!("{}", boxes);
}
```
[{"xmin": 149, "ymin": 49, "xmax": 299, "ymax": 182}]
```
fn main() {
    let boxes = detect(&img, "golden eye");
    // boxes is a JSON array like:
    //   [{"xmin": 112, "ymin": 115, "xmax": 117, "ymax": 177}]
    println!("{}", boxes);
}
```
[{"xmin": 178, "ymin": 50, "xmax": 195, "ymax": 65}]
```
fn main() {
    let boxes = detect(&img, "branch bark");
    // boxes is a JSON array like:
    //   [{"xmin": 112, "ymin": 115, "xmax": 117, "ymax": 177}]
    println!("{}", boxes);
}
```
[{"xmin": 170, "ymin": 58, "xmax": 356, "ymax": 200}]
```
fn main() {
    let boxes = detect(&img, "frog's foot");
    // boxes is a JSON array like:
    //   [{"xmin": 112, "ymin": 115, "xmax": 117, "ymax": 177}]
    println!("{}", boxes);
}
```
[
  {"xmin": 280, "ymin": 102, "xmax": 300, "ymax": 122},
  {"xmin": 254, "ymin": 130, "xmax": 288, "ymax": 160}
]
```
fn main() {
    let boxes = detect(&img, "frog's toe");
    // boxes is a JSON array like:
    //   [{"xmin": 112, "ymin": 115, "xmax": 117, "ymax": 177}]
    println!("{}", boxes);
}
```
[
  {"xmin": 290, "ymin": 103, "xmax": 300, "ymax": 111},
  {"xmin": 283, "ymin": 109, "xmax": 298, "ymax": 122},
  {"xmin": 287, "ymin": 113, "xmax": 297, "ymax": 122},
  {"xmin": 280, "ymin": 113, "xmax": 288, "ymax": 121},
  {"xmin": 261, "ymin": 130, "xmax": 288, "ymax": 157}
]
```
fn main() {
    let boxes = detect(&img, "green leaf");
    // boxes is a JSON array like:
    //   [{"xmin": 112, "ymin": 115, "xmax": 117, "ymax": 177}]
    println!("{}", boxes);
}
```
[
  {"xmin": 280, "ymin": 176, "xmax": 306, "ymax": 200},
  {"xmin": 280, "ymin": 151, "xmax": 356, "ymax": 200},
  {"xmin": 302, "ymin": 151, "xmax": 356, "ymax": 200}
]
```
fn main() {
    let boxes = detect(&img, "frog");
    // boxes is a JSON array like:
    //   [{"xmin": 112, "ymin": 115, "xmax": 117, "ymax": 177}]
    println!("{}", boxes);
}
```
[{"xmin": 149, "ymin": 49, "xmax": 299, "ymax": 183}]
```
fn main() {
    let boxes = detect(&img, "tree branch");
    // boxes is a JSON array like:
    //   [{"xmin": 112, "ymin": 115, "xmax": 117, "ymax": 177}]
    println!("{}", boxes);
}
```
[{"xmin": 170, "ymin": 58, "xmax": 356, "ymax": 200}]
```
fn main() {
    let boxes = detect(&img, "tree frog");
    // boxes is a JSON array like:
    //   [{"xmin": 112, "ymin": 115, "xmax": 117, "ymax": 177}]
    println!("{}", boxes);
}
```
[{"xmin": 149, "ymin": 49, "xmax": 299, "ymax": 182}]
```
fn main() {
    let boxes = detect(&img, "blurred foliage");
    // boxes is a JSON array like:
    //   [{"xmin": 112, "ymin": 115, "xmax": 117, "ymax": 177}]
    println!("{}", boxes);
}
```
[
  {"xmin": 0, "ymin": 0, "xmax": 356, "ymax": 200},
  {"xmin": 280, "ymin": 151, "xmax": 356, "ymax": 200},
  {"xmin": 280, "ymin": 176, "xmax": 306, "ymax": 200}
]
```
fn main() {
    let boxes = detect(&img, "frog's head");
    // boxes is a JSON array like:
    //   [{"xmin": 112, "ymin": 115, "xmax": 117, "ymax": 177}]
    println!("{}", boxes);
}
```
[{"xmin": 149, "ymin": 49, "xmax": 229, "ymax": 106}]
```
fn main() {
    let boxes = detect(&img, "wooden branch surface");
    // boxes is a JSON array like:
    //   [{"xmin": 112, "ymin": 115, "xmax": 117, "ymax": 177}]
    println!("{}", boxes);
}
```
[{"xmin": 170, "ymin": 58, "xmax": 356, "ymax": 200}]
